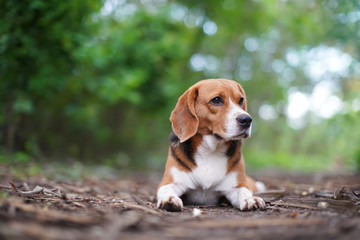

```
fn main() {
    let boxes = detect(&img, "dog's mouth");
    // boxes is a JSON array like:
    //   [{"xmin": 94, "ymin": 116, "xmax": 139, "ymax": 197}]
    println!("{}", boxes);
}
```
[
  {"xmin": 232, "ymin": 128, "xmax": 252, "ymax": 139},
  {"xmin": 214, "ymin": 130, "xmax": 250, "ymax": 141},
  {"xmin": 233, "ymin": 132, "xmax": 249, "ymax": 139}
]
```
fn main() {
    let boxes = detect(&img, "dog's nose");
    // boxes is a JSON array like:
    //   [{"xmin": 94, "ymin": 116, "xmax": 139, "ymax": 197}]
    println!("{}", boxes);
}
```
[{"xmin": 236, "ymin": 115, "xmax": 252, "ymax": 129}]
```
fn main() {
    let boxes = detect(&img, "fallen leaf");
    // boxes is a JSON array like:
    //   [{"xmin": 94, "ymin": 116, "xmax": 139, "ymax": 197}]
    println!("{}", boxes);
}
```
[{"xmin": 9, "ymin": 183, "xmax": 18, "ymax": 192}]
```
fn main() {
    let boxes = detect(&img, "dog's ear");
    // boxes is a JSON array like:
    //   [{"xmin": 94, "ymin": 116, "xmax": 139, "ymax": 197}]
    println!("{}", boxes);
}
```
[
  {"xmin": 236, "ymin": 82, "xmax": 247, "ymax": 111},
  {"xmin": 170, "ymin": 87, "xmax": 199, "ymax": 143}
]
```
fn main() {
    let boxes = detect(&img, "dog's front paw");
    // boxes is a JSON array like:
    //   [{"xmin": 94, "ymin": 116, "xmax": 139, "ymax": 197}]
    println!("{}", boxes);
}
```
[
  {"xmin": 237, "ymin": 187, "xmax": 266, "ymax": 211},
  {"xmin": 239, "ymin": 196, "xmax": 265, "ymax": 210},
  {"xmin": 157, "ymin": 196, "xmax": 183, "ymax": 212}
]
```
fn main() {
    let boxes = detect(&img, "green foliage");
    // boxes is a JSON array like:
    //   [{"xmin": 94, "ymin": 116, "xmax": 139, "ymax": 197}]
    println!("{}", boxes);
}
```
[
  {"xmin": 0, "ymin": 192, "xmax": 9, "ymax": 200},
  {"xmin": 0, "ymin": 0, "xmax": 359, "ymax": 171},
  {"xmin": 0, "ymin": 0, "xmax": 103, "ymax": 157},
  {"xmin": 245, "ymin": 149, "xmax": 327, "ymax": 172},
  {"xmin": 355, "ymin": 150, "xmax": 360, "ymax": 172}
]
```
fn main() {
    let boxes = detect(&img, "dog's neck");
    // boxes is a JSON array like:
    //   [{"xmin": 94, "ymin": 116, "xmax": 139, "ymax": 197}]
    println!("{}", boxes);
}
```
[
  {"xmin": 198, "ymin": 134, "xmax": 228, "ymax": 153},
  {"xmin": 170, "ymin": 131, "xmax": 242, "ymax": 155}
]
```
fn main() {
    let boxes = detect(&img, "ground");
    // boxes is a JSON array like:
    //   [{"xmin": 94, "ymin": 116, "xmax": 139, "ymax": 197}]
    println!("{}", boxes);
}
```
[{"xmin": 0, "ymin": 169, "xmax": 359, "ymax": 240}]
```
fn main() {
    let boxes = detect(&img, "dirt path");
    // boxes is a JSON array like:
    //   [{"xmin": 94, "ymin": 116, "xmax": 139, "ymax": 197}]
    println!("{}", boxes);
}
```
[{"xmin": 0, "ymin": 171, "xmax": 359, "ymax": 240}]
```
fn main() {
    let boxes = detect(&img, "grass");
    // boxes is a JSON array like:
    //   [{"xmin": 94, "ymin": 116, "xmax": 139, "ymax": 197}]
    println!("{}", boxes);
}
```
[{"xmin": 244, "ymin": 149, "xmax": 355, "ymax": 172}]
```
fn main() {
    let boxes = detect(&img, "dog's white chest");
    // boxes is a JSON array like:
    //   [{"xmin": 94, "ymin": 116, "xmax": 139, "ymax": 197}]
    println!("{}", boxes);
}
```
[
  {"xmin": 192, "ymin": 150, "xmax": 228, "ymax": 189},
  {"xmin": 170, "ymin": 135, "xmax": 238, "ymax": 204}
]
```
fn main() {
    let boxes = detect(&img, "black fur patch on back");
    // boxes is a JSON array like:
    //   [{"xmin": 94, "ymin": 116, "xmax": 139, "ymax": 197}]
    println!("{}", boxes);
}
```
[
  {"xmin": 169, "ymin": 131, "xmax": 196, "ymax": 169},
  {"xmin": 170, "ymin": 146, "xmax": 191, "ymax": 171},
  {"xmin": 181, "ymin": 138, "xmax": 195, "ymax": 165}
]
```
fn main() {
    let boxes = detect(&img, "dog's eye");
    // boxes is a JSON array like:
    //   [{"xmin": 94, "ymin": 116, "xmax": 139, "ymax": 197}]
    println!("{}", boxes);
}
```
[
  {"xmin": 239, "ymin": 97, "xmax": 244, "ymax": 106},
  {"xmin": 210, "ymin": 97, "xmax": 224, "ymax": 106}
]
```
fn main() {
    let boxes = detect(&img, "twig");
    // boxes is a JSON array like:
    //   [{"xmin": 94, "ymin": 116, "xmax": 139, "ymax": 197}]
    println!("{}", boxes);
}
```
[
  {"xmin": 118, "ymin": 201, "xmax": 163, "ymax": 216},
  {"xmin": 271, "ymin": 201, "xmax": 319, "ymax": 210},
  {"xmin": 17, "ymin": 185, "xmax": 44, "ymax": 197},
  {"xmin": 23, "ymin": 182, "xmax": 30, "ymax": 191},
  {"xmin": 315, "ymin": 192, "xmax": 333, "ymax": 198},
  {"xmin": 0, "ymin": 185, "xmax": 12, "ymax": 190},
  {"xmin": 255, "ymin": 189, "xmax": 287, "ymax": 201},
  {"xmin": 352, "ymin": 191, "xmax": 360, "ymax": 198}
]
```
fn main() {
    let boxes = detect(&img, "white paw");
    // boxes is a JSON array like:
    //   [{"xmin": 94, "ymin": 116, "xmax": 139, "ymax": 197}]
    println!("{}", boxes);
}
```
[
  {"xmin": 157, "ymin": 195, "xmax": 183, "ymax": 212},
  {"xmin": 238, "ymin": 187, "xmax": 266, "ymax": 211},
  {"xmin": 239, "ymin": 196, "xmax": 266, "ymax": 210}
]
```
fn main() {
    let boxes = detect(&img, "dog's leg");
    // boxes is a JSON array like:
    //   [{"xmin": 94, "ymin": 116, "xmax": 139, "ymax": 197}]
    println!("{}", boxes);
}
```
[
  {"xmin": 225, "ymin": 187, "xmax": 265, "ymax": 211},
  {"xmin": 255, "ymin": 181, "xmax": 266, "ymax": 193},
  {"xmin": 157, "ymin": 183, "xmax": 187, "ymax": 212}
]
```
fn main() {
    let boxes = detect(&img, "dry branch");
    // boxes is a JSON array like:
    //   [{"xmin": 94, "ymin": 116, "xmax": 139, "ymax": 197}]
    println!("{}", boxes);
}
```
[
  {"xmin": 271, "ymin": 201, "xmax": 319, "ymax": 210},
  {"xmin": 118, "ymin": 201, "xmax": 163, "ymax": 216}
]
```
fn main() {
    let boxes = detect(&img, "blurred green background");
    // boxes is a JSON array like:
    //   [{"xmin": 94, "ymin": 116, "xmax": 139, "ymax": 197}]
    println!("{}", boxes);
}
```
[{"xmin": 1, "ymin": 0, "xmax": 360, "ymax": 175}]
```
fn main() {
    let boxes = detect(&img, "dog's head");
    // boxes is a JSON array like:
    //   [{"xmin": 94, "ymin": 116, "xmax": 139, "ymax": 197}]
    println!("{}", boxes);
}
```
[{"xmin": 170, "ymin": 79, "xmax": 252, "ymax": 143}]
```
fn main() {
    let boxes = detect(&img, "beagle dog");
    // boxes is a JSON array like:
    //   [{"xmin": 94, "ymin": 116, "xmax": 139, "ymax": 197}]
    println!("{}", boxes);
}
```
[{"xmin": 157, "ymin": 79, "xmax": 266, "ymax": 211}]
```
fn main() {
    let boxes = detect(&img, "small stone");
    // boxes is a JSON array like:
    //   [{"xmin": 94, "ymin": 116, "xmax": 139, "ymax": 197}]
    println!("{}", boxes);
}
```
[
  {"xmin": 301, "ymin": 191, "xmax": 308, "ymax": 196},
  {"xmin": 192, "ymin": 208, "xmax": 202, "ymax": 217},
  {"xmin": 317, "ymin": 201, "xmax": 329, "ymax": 208}
]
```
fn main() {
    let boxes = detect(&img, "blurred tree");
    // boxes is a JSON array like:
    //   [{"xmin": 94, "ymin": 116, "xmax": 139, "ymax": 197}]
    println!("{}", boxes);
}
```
[
  {"xmin": 0, "ymin": 0, "xmax": 359, "ymax": 171},
  {"xmin": 0, "ymin": 0, "xmax": 102, "ymax": 156}
]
